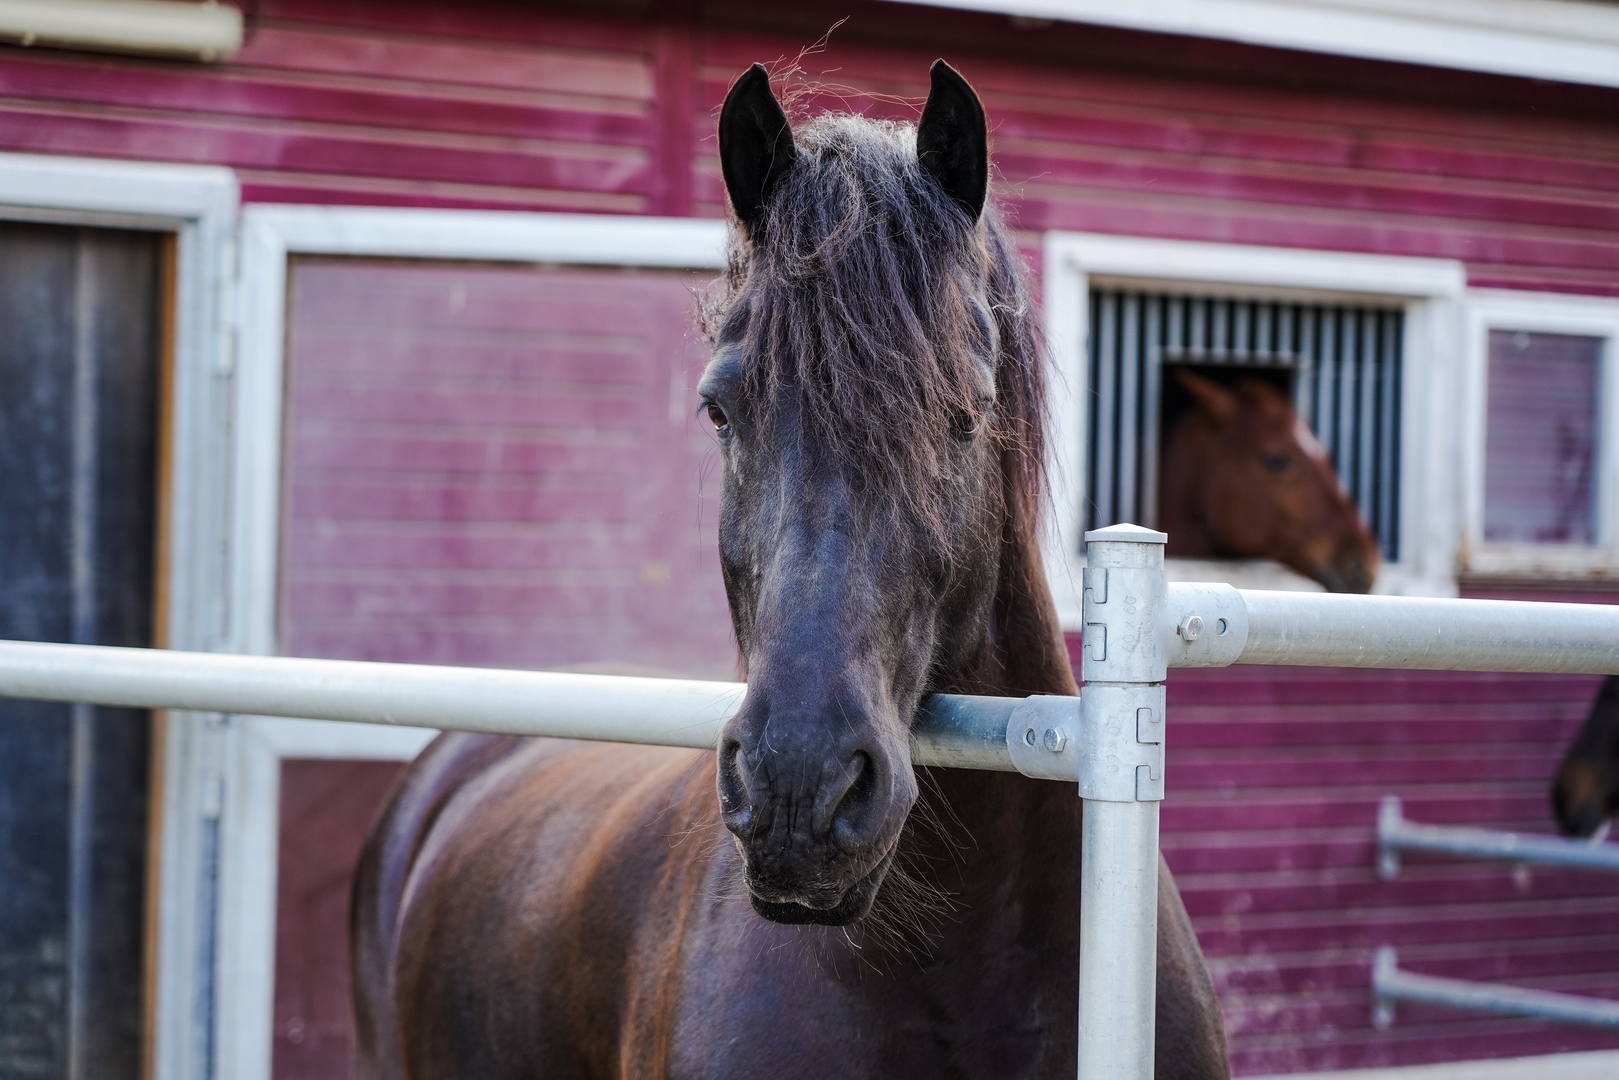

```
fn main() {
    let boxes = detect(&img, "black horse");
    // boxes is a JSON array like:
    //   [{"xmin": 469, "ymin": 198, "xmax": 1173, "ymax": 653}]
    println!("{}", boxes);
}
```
[
  {"xmin": 352, "ymin": 62, "xmax": 1229, "ymax": 1079},
  {"xmin": 1553, "ymin": 674, "xmax": 1619, "ymax": 837}
]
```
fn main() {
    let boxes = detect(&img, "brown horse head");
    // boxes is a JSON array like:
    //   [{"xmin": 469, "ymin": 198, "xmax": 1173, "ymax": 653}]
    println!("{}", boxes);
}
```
[
  {"xmin": 1553, "ymin": 675, "xmax": 1619, "ymax": 837},
  {"xmin": 702, "ymin": 63, "xmax": 1040, "ymax": 925},
  {"xmin": 1158, "ymin": 368, "xmax": 1379, "ymax": 593}
]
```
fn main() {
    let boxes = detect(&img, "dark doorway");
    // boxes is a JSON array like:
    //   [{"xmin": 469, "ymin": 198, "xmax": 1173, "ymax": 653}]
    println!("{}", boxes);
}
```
[{"xmin": 0, "ymin": 221, "xmax": 165, "ymax": 1079}]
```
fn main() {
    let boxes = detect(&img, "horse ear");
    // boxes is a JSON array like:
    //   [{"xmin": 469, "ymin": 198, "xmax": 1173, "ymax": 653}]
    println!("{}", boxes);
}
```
[
  {"xmin": 917, "ymin": 59, "xmax": 989, "ymax": 221},
  {"xmin": 719, "ymin": 64, "xmax": 796, "ymax": 236},
  {"xmin": 1175, "ymin": 368, "xmax": 1239, "ymax": 424}
]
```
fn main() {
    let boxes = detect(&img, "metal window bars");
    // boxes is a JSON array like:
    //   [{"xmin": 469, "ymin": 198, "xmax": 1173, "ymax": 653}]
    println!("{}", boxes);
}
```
[
  {"xmin": 1087, "ymin": 290, "xmax": 1404, "ymax": 558},
  {"xmin": 5, "ymin": 525, "xmax": 1619, "ymax": 1078}
]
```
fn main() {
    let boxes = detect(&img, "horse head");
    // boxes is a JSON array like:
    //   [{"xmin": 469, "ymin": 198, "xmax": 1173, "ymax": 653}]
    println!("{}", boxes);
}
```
[
  {"xmin": 1159, "ymin": 368, "xmax": 1379, "ymax": 593},
  {"xmin": 700, "ymin": 62, "xmax": 1040, "ymax": 925},
  {"xmin": 1553, "ymin": 675, "xmax": 1619, "ymax": 837}
]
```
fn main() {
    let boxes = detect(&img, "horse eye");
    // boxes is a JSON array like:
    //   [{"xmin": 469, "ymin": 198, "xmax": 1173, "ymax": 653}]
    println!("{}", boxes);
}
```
[
  {"xmin": 1263, "ymin": 452, "xmax": 1290, "ymax": 473},
  {"xmin": 706, "ymin": 403, "xmax": 731, "ymax": 434},
  {"xmin": 951, "ymin": 409, "xmax": 979, "ymax": 440}
]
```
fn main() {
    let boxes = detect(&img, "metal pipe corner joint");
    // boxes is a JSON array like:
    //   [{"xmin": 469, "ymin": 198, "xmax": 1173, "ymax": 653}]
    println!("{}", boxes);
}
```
[{"xmin": 1078, "ymin": 524, "xmax": 1167, "ymax": 1080}]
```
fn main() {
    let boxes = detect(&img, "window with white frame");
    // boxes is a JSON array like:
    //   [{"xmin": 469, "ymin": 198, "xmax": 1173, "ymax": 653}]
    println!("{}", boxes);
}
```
[
  {"xmin": 1040, "ymin": 233, "xmax": 1465, "ymax": 625},
  {"xmin": 1086, "ymin": 287, "xmax": 1405, "ymax": 560},
  {"xmin": 1463, "ymin": 290, "xmax": 1619, "ymax": 578}
]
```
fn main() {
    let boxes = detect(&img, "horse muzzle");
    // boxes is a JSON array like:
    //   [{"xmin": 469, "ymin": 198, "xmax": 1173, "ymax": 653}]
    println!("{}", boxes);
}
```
[
  {"xmin": 743, "ymin": 846, "xmax": 898, "ymax": 925},
  {"xmin": 1553, "ymin": 760, "xmax": 1611, "ymax": 838},
  {"xmin": 717, "ymin": 705, "xmax": 917, "ymax": 925}
]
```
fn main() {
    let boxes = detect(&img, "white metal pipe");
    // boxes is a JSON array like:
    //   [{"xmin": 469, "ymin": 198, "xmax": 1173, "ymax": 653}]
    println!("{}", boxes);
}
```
[
  {"xmin": 1163, "ymin": 584, "xmax": 1619, "ymax": 674},
  {"xmin": 0, "ymin": 0, "xmax": 243, "ymax": 60},
  {"xmin": 0, "ymin": 638, "xmax": 1021, "ymax": 770},
  {"xmin": 1080, "ymin": 800, "xmax": 1162, "ymax": 1075},
  {"xmin": 1373, "ymin": 946, "xmax": 1619, "ymax": 1029},
  {"xmin": 1377, "ymin": 796, "xmax": 1619, "ymax": 876},
  {"xmin": 1078, "ymin": 525, "xmax": 1168, "ymax": 1080}
]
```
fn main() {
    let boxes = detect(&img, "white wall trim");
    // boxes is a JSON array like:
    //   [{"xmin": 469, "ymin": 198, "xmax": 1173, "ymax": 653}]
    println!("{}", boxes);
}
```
[
  {"xmin": 214, "ymin": 718, "xmax": 433, "ymax": 1080},
  {"xmin": 225, "ymin": 205, "xmax": 729, "ymax": 1080},
  {"xmin": 1041, "ymin": 231, "xmax": 1466, "ymax": 627},
  {"xmin": 1460, "ymin": 288, "xmax": 1619, "ymax": 579},
  {"xmin": 0, "ymin": 150, "xmax": 239, "ymax": 1080},
  {"xmin": 899, "ymin": 0, "xmax": 1619, "ymax": 91}
]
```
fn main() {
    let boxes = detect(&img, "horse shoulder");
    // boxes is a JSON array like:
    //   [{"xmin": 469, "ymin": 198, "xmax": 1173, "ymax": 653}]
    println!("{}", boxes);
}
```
[
  {"xmin": 388, "ymin": 738, "xmax": 720, "ymax": 1079},
  {"xmin": 352, "ymin": 731, "xmax": 526, "ymax": 1080}
]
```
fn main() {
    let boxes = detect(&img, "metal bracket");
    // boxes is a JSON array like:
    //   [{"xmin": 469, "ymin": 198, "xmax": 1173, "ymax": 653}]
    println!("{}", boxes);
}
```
[
  {"xmin": 1078, "ymin": 683, "xmax": 1166, "ymax": 801},
  {"xmin": 1080, "ymin": 525, "xmax": 1169, "ymax": 803},
  {"xmin": 1082, "ymin": 565, "xmax": 1165, "ymax": 684},
  {"xmin": 1161, "ymin": 581, "xmax": 1248, "ymax": 668},
  {"xmin": 1004, "ymin": 694, "xmax": 1083, "ymax": 781}
]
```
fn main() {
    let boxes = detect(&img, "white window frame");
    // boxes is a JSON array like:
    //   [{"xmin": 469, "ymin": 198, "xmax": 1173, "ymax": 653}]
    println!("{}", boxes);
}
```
[
  {"xmin": 1041, "ymin": 232, "xmax": 1467, "ymax": 627},
  {"xmin": 1460, "ymin": 288, "xmax": 1619, "ymax": 579},
  {"xmin": 0, "ymin": 151, "xmax": 238, "ymax": 1080},
  {"xmin": 223, "ymin": 206, "xmax": 728, "ymax": 1080}
]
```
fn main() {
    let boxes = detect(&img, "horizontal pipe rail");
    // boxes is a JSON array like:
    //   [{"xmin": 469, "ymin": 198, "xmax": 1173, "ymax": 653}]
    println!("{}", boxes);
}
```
[
  {"xmin": 0, "ymin": 639, "xmax": 1027, "ymax": 771},
  {"xmin": 1164, "ymin": 584, "xmax": 1619, "ymax": 674},
  {"xmin": 1377, "ymin": 796, "xmax": 1619, "ymax": 876},
  {"xmin": 1373, "ymin": 947, "xmax": 1619, "ymax": 1029}
]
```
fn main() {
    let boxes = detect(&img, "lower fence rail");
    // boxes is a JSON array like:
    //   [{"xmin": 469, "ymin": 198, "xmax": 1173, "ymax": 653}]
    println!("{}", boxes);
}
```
[
  {"xmin": 6, "ymin": 524, "xmax": 1619, "ymax": 1080},
  {"xmin": 1373, "ymin": 796, "xmax": 1619, "ymax": 1029},
  {"xmin": 1373, "ymin": 946, "xmax": 1619, "ymax": 1030},
  {"xmin": 1378, "ymin": 795, "xmax": 1619, "ymax": 877}
]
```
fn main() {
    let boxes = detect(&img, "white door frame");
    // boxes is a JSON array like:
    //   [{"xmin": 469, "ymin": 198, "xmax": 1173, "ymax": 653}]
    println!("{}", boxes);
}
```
[
  {"xmin": 223, "ymin": 205, "xmax": 728, "ymax": 1080},
  {"xmin": 0, "ymin": 150, "xmax": 238, "ymax": 1080},
  {"xmin": 1041, "ymin": 231, "xmax": 1468, "ymax": 626}
]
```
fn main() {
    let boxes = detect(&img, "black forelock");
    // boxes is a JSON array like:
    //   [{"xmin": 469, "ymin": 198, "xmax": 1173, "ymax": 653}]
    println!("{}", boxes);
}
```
[{"xmin": 705, "ymin": 113, "xmax": 1045, "ymax": 536}]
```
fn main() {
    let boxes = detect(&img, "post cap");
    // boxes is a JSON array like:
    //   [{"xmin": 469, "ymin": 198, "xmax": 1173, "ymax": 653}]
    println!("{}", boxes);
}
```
[{"xmin": 1084, "ymin": 522, "xmax": 1168, "ymax": 545}]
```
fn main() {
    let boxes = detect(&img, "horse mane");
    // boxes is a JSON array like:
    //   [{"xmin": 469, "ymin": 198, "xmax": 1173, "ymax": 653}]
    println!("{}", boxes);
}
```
[{"xmin": 705, "ymin": 113, "xmax": 1046, "ymax": 538}]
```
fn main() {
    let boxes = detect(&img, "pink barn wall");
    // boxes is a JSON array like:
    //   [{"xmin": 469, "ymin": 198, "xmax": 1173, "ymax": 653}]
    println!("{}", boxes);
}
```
[{"xmin": 4, "ymin": 1, "xmax": 1618, "ymax": 1075}]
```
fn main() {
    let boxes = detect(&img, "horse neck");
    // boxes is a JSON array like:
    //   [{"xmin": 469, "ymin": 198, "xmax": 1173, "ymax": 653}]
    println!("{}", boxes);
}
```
[
  {"xmin": 958, "ymin": 455, "xmax": 1076, "ymax": 700},
  {"xmin": 1158, "ymin": 416, "xmax": 1217, "ymax": 557},
  {"xmin": 910, "ymin": 458, "xmax": 1083, "ymax": 908}
]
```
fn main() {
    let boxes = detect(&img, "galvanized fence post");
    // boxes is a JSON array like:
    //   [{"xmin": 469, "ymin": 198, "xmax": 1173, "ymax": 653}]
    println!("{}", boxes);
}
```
[{"xmin": 1078, "ymin": 524, "xmax": 1168, "ymax": 1080}]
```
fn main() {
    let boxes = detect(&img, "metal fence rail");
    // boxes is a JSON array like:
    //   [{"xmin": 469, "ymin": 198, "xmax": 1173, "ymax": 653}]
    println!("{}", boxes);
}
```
[
  {"xmin": 1377, "ymin": 795, "xmax": 1619, "ymax": 877},
  {"xmin": 1372, "ymin": 946, "xmax": 1619, "ymax": 1030},
  {"xmin": 1372, "ymin": 795, "xmax": 1619, "ymax": 1029},
  {"xmin": 0, "ymin": 637, "xmax": 1060, "ymax": 772},
  {"xmin": 6, "ymin": 524, "xmax": 1619, "ymax": 1080}
]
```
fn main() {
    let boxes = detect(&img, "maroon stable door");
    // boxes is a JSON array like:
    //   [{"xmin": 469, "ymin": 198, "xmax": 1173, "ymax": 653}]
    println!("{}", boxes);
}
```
[{"xmin": 271, "ymin": 258, "xmax": 727, "ymax": 1079}]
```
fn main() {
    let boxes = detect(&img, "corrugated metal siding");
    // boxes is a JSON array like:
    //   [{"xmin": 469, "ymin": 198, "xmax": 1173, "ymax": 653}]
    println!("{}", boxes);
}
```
[
  {"xmin": 695, "ymin": 2, "xmax": 1619, "ymax": 296},
  {"xmin": 1137, "ymin": 659, "xmax": 1619, "ymax": 1075},
  {"xmin": 4, "ymin": 1, "xmax": 1617, "ymax": 1075},
  {"xmin": 281, "ymin": 257, "xmax": 734, "ymax": 676},
  {"xmin": 0, "ymin": 0, "xmax": 1610, "ymax": 290}
]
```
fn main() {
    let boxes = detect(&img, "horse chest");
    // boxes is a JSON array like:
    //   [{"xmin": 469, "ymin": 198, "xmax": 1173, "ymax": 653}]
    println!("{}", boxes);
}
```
[{"xmin": 666, "ymin": 932, "xmax": 1073, "ymax": 1080}]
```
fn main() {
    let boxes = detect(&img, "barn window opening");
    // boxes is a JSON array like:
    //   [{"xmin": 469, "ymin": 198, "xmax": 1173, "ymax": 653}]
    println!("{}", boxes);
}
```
[
  {"xmin": 1483, "ymin": 330, "xmax": 1602, "ymax": 545},
  {"xmin": 1086, "ymin": 288, "xmax": 1404, "ymax": 560}
]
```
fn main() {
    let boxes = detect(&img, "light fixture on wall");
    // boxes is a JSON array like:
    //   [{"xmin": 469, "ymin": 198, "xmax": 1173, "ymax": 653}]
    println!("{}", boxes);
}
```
[{"xmin": 0, "ymin": 0, "xmax": 242, "ymax": 62}]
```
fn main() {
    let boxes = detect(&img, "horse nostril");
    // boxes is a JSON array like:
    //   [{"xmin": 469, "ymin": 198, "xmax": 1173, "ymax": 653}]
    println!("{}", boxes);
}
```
[
  {"xmin": 826, "ymin": 751, "xmax": 877, "ymax": 846},
  {"xmin": 717, "ymin": 740, "xmax": 754, "ymax": 836}
]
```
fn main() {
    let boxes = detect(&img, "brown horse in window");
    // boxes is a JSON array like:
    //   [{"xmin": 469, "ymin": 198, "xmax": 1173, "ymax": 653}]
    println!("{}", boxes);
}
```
[
  {"xmin": 351, "ymin": 63, "xmax": 1229, "ymax": 1079},
  {"xmin": 1158, "ymin": 368, "xmax": 1380, "ymax": 593}
]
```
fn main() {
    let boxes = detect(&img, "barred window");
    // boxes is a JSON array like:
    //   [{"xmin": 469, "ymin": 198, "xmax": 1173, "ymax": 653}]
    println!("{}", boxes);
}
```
[{"xmin": 1086, "ymin": 289, "xmax": 1404, "ymax": 560}]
